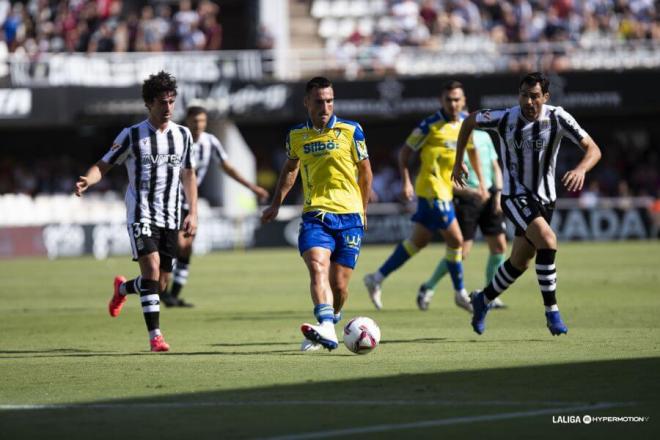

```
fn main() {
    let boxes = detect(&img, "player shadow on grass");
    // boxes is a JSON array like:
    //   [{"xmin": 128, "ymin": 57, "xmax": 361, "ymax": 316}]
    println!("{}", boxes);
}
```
[{"xmin": 2, "ymin": 357, "xmax": 658, "ymax": 439}]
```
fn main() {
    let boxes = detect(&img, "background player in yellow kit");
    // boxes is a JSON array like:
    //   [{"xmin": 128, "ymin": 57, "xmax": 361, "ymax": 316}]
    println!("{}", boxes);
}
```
[{"xmin": 364, "ymin": 81, "xmax": 487, "ymax": 312}]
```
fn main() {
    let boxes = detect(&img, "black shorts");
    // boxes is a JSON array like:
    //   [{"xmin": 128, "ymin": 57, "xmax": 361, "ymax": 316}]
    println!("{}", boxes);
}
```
[
  {"xmin": 501, "ymin": 194, "xmax": 555, "ymax": 237},
  {"xmin": 127, "ymin": 223, "xmax": 177, "ymax": 272},
  {"xmin": 454, "ymin": 192, "xmax": 506, "ymax": 241}
]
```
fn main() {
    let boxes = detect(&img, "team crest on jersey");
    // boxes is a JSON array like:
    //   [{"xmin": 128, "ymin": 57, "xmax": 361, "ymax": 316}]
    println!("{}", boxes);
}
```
[{"xmin": 541, "ymin": 120, "xmax": 550, "ymax": 130}]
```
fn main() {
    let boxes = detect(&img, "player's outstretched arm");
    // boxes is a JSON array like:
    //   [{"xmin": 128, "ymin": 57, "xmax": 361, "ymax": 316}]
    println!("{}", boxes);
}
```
[
  {"xmin": 220, "ymin": 161, "xmax": 270, "ymax": 203},
  {"xmin": 452, "ymin": 113, "xmax": 477, "ymax": 187},
  {"xmin": 74, "ymin": 161, "xmax": 112, "ymax": 197},
  {"xmin": 491, "ymin": 158, "xmax": 504, "ymax": 215},
  {"xmin": 181, "ymin": 168, "xmax": 198, "ymax": 237},
  {"xmin": 261, "ymin": 159, "xmax": 299, "ymax": 224},
  {"xmin": 398, "ymin": 146, "xmax": 415, "ymax": 201},
  {"xmin": 357, "ymin": 158, "xmax": 373, "ymax": 231},
  {"xmin": 466, "ymin": 146, "xmax": 489, "ymax": 202},
  {"xmin": 562, "ymin": 135, "xmax": 602, "ymax": 192}
]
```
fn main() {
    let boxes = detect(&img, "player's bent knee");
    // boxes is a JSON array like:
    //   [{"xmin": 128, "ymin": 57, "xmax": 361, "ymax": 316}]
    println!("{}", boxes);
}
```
[{"xmin": 541, "ymin": 230, "xmax": 557, "ymax": 249}]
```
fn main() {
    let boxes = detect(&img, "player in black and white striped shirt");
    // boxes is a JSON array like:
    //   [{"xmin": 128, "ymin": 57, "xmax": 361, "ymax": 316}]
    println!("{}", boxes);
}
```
[
  {"xmin": 452, "ymin": 72, "xmax": 602, "ymax": 336},
  {"xmin": 162, "ymin": 106, "xmax": 269, "ymax": 307},
  {"xmin": 75, "ymin": 71, "xmax": 198, "ymax": 352}
]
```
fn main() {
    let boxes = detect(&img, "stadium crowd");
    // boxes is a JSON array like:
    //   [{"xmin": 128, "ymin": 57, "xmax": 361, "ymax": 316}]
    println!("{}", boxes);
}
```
[
  {"xmin": 0, "ymin": 0, "xmax": 223, "ymax": 55},
  {"xmin": 316, "ymin": 0, "xmax": 659, "ymax": 73}
]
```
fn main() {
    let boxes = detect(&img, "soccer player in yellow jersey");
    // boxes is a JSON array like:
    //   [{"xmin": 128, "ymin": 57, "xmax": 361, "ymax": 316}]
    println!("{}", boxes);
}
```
[
  {"xmin": 261, "ymin": 77, "xmax": 373, "ymax": 351},
  {"xmin": 364, "ymin": 81, "xmax": 487, "ymax": 312}
]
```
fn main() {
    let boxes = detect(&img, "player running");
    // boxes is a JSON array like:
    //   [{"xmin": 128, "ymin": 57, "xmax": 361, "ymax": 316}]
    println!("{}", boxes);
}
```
[
  {"xmin": 161, "ymin": 106, "xmax": 269, "ymax": 307},
  {"xmin": 452, "ymin": 72, "xmax": 601, "ymax": 336},
  {"xmin": 261, "ymin": 76, "xmax": 372, "ymax": 351},
  {"xmin": 363, "ymin": 81, "xmax": 488, "ymax": 312},
  {"xmin": 75, "ymin": 71, "xmax": 197, "ymax": 352},
  {"xmin": 417, "ymin": 128, "xmax": 508, "ymax": 310}
]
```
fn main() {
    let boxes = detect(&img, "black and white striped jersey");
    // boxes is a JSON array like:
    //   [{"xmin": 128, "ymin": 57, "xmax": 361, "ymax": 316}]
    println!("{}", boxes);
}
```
[
  {"xmin": 102, "ymin": 119, "xmax": 194, "ymax": 230},
  {"xmin": 192, "ymin": 131, "xmax": 228, "ymax": 186},
  {"xmin": 475, "ymin": 104, "xmax": 588, "ymax": 204}
]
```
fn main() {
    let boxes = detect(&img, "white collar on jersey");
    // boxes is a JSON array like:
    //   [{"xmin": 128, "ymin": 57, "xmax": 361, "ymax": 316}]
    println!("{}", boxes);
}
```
[
  {"xmin": 146, "ymin": 119, "xmax": 172, "ymax": 134},
  {"xmin": 306, "ymin": 114, "xmax": 337, "ymax": 131},
  {"xmin": 518, "ymin": 104, "xmax": 548, "ymax": 123}
]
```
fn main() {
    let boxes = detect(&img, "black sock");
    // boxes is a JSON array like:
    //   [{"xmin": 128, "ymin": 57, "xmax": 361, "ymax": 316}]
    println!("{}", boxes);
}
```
[
  {"xmin": 139, "ymin": 279, "xmax": 160, "ymax": 332},
  {"xmin": 122, "ymin": 276, "xmax": 141, "ymax": 294},
  {"xmin": 536, "ymin": 249, "xmax": 557, "ymax": 307},
  {"xmin": 171, "ymin": 255, "xmax": 190, "ymax": 298},
  {"xmin": 483, "ymin": 260, "xmax": 524, "ymax": 301}
]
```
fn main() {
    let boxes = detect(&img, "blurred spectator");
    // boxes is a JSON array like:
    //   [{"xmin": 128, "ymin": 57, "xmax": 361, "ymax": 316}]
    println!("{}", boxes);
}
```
[
  {"xmin": 0, "ymin": 0, "xmax": 225, "ymax": 54},
  {"xmin": 579, "ymin": 181, "xmax": 601, "ymax": 208},
  {"xmin": 256, "ymin": 23, "xmax": 274, "ymax": 50},
  {"xmin": 311, "ymin": 0, "xmax": 659, "ymax": 78}
]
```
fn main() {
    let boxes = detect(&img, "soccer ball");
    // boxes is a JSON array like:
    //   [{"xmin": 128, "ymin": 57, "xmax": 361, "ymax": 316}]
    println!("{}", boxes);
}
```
[{"xmin": 343, "ymin": 317, "xmax": 381, "ymax": 354}]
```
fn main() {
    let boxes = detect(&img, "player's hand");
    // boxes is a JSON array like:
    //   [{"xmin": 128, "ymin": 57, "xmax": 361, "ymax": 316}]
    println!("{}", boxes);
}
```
[
  {"xmin": 74, "ymin": 176, "xmax": 89, "ymax": 197},
  {"xmin": 261, "ymin": 205, "xmax": 279, "ymax": 224},
  {"xmin": 478, "ymin": 184, "xmax": 490, "ymax": 203},
  {"xmin": 254, "ymin": 186, "xmax": 270, "ymax": 204},
  {"xmin": 562, "ymin": 168, "xmax": 586, "ymax": 192},
  {"xmin": 401, "ymin": 181, "xmax": 414, "ymax": 202},
  {"xmin": 451, "ymin": 163, "xmax": 469, "ymax": 188},
  {"xmin": 182, "ymin": 212, "xmax": 198, "ymax": 237}
]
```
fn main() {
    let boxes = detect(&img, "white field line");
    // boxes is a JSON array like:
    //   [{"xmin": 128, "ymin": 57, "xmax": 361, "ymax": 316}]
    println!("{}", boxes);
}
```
[
  {"xmin": 0, "ymin": 399, "xmax": 629, "ymax": 411},
  {"xmin": 261, "ymin": 402, "xmax": 635, "ymax": 440}
]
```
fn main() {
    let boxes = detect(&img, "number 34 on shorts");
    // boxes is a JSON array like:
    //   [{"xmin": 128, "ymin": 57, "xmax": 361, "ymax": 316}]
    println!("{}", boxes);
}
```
[{"xmin": 132, "ymin": 222, "xmax": 153, "ymax": 238}]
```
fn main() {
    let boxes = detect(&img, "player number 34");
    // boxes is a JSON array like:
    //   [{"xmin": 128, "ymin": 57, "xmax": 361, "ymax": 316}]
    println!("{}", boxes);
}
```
[{"xmin": 132, "ymin": 223, "xmax": 152, "ymax": 238}]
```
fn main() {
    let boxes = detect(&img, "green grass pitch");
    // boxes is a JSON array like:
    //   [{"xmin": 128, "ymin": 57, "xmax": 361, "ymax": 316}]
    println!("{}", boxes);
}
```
[{"xmin": 0, "ymin": 242, "xmax": 658, "ymax": 439}]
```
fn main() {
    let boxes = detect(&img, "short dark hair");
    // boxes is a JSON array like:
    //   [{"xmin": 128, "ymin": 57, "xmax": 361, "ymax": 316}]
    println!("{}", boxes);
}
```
[
  {"xmin": 520, "ymin": 72, "xmax": 550, "ymax": 94},
  {"xmin": 305, "ymin": 76, "xmax": 332, "ymax": 95},
  {"xmin": 442, "ymin": 80, "xmax": 464, "ymax": 94},
  {"xmin": 186, "ymin": 106, "xmax": 207, "ymax": 118},
  {"xmin": 142, "ymin": 71, "xmax": 178, "ymax": 104}
]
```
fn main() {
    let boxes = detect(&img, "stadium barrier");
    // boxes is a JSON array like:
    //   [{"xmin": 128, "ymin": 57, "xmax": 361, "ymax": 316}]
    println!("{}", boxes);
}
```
[
  {"xmin": 0, "ymin": 196, "xmax": 655, "ymax": 259},
  {"xmin": 2, "ymin": 68, "xmax": 659, "ymax": 126}
]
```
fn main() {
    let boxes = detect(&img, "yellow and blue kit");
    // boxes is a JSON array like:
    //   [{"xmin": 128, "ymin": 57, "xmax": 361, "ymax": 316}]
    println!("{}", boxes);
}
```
[
  {"xmin": 405, "ymin": 109, "xmax": 473, "ymax": 231},
  {"xmin": 286, "ymin": 115, "xmax": 369, "ymax": 268}
]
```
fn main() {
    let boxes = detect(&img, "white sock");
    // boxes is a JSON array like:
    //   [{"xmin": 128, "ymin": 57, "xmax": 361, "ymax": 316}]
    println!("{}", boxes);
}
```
[
  {"xmin": 373, "ymin": 271, "xmax": 385, "ymax": 283},
  {"xmin": 149, "ymin": 329, "xmax": 162, "ymax": 339},
  {"xmin": 545, "ymin": 304, "xmax": 559, "ymax": 312}
]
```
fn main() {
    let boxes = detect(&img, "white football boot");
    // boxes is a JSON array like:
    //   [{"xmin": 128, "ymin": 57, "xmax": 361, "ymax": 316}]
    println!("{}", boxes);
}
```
[
  {"xmin": 300, "ymin": 322, "xmax": 339, "ymax": 350},
  {"xmin": 363, "ymin": 273, "xmax": 383, "ymax": 310},
  {"xmin": 490, "ymin": 297, "xmax": 507, "ymax": 309},
  {"xmin": 416, "ymin": 284, "xmax": 435, "ymax": 311},
  {"xmin": 300, "ymin": 338, "xmax": 321, "ymax": 352},
  {"xmin": 454, "ymin": 289, "xmax": 474, "ymax": 313}
]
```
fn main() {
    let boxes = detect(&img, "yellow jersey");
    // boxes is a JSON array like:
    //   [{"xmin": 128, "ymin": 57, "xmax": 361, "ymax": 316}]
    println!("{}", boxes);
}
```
[
  {"xmin": 286, "ymin": 115, "xmax": 369, "ymax": 214},
  {"xmin": 405, "ymin": 110, "xmax": 474, "ymax": 201}
]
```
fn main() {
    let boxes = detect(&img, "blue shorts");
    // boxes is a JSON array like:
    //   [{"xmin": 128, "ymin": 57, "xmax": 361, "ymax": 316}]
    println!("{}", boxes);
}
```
[
  {"xmin": 298, "ymin": 211, "xmax": 364, "ymax": 269},
  {"xmin": 411, "ymin": 197, "xmax": 456, "ymax": 232}
]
